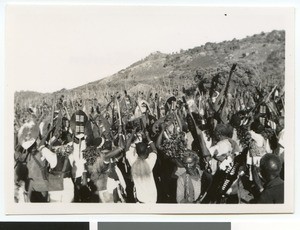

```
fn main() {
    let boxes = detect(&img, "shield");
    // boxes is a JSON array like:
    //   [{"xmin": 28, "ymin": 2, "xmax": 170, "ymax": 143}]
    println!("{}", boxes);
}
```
[{"xmin": 70, "ymin": 110, "xmax": 88, "ymax": 139}]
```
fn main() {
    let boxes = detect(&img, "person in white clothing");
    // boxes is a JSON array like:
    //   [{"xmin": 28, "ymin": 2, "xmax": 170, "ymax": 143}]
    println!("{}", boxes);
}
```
[
  {"xmin": 208, "ymin": 124, "xmax": 241, "ymax": 175},
  {"xmin": 247, "ymin": 121, "xmax": 272, "ymax": 167},
  {"xmin": 126, "ymin": 131, "xmax": 157, "ymax": 203},
  {"xmin": 47, "ymin": 135, "xmax": 75, "ymax": 203}
]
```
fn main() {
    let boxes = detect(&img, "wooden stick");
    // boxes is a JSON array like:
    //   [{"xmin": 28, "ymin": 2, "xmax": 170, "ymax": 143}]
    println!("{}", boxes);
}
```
[{"xmin": 116, "ymin": 97, "xmax": 122, "ymax": 126}]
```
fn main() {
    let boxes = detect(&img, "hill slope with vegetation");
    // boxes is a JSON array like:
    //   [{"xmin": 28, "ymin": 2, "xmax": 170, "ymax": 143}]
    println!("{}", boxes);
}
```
[{"xmin": 15, "ymin": 30, "xmax": 285, "ymax": 107}]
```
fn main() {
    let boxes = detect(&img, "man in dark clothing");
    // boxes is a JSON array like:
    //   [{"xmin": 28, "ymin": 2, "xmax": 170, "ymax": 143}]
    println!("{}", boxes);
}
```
[{"xmin": 254, "ymin": 153, "xmax": 284, "ymax": 203}]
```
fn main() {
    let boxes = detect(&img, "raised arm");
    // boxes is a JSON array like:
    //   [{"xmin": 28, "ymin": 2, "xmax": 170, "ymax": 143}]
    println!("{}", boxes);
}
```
[
  {"xmin": 195, "ymin": 125, "xmax": 211, "ymax": 159},
  {"xmin": 126, "ymin": 127, "xmax": 137, "ymax": 151},
  {"xmin": 145, "ymin": 130, "xmax": 157, "ymax": 154},
  {"xmin": 156, "ymin": 122, "xmax": 166, "ymax": 151}
]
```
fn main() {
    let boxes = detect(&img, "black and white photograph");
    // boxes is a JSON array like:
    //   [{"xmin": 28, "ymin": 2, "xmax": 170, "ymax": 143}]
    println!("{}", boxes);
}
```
[{"xmin": 5, "ymin": 5, "xmax": 294, "ymax": 214}]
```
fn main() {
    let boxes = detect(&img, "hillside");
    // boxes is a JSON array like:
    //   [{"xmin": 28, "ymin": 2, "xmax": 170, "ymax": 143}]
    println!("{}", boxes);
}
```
[{"xmin": 15, "ymin": 30, "xmax": 285, "ymax": 107}]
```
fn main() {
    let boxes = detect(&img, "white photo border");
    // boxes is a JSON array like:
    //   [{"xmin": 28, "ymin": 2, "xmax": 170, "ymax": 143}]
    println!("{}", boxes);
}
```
[{"xmin": 4, "ymin": 5, "xmax": 295, "ymax": 215}]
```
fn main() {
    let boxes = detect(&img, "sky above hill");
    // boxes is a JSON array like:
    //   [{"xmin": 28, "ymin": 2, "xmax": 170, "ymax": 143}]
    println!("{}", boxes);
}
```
[{"xmin": 6, "ymin": 6, "xmax": 293, "ymax": 93}]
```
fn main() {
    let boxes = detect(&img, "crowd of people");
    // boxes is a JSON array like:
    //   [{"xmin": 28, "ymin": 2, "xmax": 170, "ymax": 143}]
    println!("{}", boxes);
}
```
[{"xmin": 14, "ymin": 64, "xmax": 285, "ymax": 204}]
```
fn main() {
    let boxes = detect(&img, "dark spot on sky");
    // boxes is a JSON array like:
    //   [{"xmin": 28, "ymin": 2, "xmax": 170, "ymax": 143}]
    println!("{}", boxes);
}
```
[{"xmin": 225, "ymin": 13, "xmax": 227, "ymax": 16}]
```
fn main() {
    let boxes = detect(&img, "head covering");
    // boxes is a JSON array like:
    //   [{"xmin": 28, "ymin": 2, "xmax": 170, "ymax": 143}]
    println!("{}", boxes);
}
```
[
  {"xmin": 70, "ymin": 110, "xmax": 88, "ymax": 139},
  {"xmin": 18, "ymin": 121, "xmax": 39, "ymax": 150},
  {"xmin": 187, "ymin": 98, "xmax": 198, "ymax": 113},
  {"xmin": 134, "ymin": 99, "xmax": 150, "ymax": 117}
]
